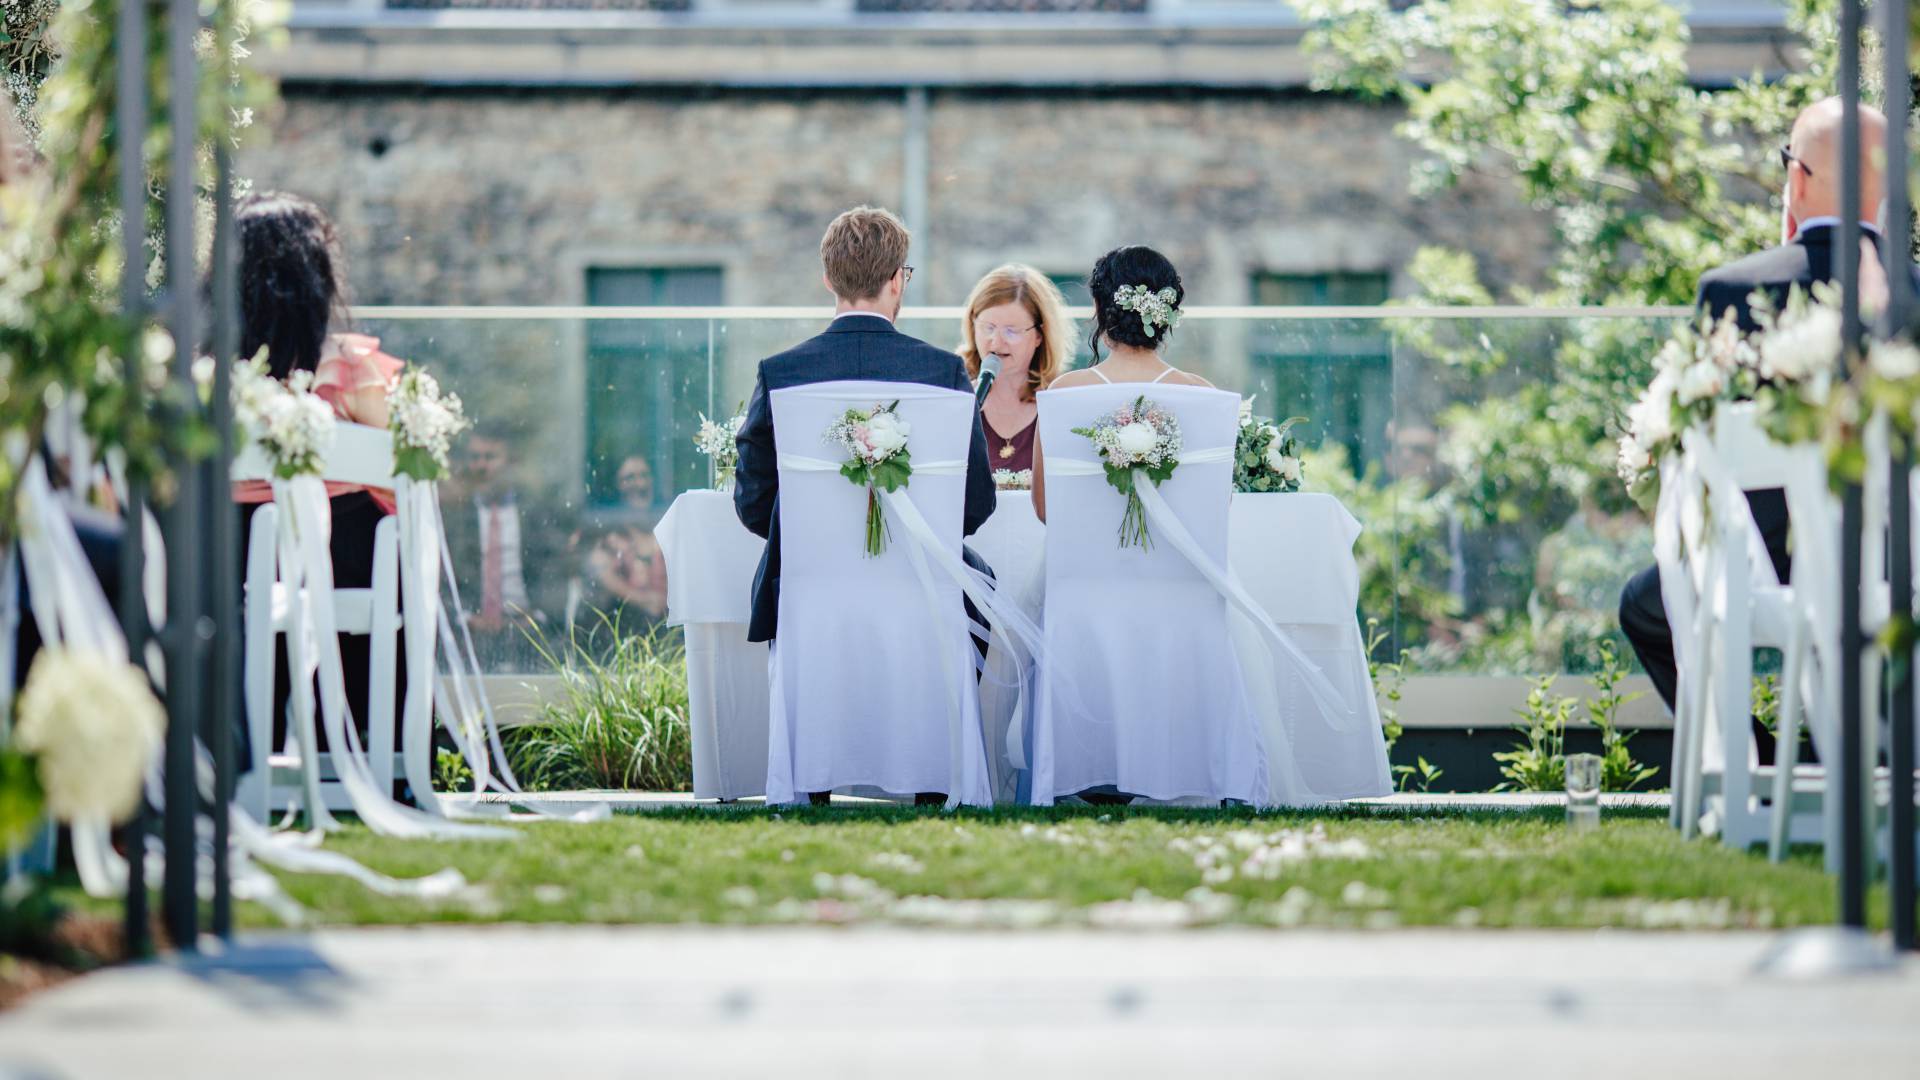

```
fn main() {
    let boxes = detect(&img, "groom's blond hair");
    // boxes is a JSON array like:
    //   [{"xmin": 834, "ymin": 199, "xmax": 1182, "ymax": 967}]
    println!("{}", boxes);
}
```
[{"xmin": 820, "ymin": 206, "xmax": 911, "ymax": 302}]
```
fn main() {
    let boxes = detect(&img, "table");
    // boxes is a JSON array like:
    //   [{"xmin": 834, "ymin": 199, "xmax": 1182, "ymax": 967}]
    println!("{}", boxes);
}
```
[
  {"xmin": 654, "ymin": 490, "xmax": 771, "ymax": 801},
  {"xmin": 657, "ymin": 488, "xmax": 1378, "ymax": 802}
]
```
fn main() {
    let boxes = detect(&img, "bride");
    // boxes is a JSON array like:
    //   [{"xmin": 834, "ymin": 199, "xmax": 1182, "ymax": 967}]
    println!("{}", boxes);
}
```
[
  {"xmin": 1029, "ymin": 246, "xmax": 1390, "ymax": 807},
  {"xmin": 1033, "ymin": 246, "xmax": 1212, "ymax": 523}
]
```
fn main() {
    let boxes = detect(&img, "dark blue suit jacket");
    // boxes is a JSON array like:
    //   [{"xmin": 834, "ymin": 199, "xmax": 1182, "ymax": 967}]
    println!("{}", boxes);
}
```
[{"xmin": 733, "ymin": 316, "xmax": 997, "ymax": 643}]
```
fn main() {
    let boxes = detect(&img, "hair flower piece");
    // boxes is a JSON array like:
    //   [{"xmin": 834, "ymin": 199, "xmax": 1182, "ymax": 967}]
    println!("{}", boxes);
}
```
[{"xmin": 1113, "ymin": 284, "xmax": 1182, "ymax": 339}]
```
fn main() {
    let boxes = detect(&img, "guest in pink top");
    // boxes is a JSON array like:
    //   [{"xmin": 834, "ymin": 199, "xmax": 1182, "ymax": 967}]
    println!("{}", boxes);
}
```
[{"xmin": 230, "ymin": 192, "xmax": 409, "ymax": 757}]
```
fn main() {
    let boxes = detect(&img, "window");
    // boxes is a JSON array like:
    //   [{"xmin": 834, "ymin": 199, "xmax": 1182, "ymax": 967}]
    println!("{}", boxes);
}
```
[
  {"xmin": 584, "ymin": 266, "xmax": 724, "ymax": 509},
  {"xmin": 1246, "ymin": 270, "xmax": 1391, "ymax": 468}
]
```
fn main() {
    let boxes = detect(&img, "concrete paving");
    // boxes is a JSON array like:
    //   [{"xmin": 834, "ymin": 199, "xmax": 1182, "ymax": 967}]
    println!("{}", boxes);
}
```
[{"xmin": 2, "ymin": 925, "xmax": 1914, "ymax": 1079}]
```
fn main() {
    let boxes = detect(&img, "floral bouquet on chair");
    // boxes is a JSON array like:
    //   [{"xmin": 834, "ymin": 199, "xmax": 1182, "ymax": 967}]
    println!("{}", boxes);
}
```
[
  {"xmin": 826, "ymin": 400, "xmax": 913, "ymax": 557},
  {"xmin": 233, "ymin": 358, "xmax": 336, "ymax": 479},
  {"xmin": 388, "ymin": 366, "xmax": 470, "ymax": 482},
  {"xmin": 694, "ymin": 406, "xmax": 747, "ymax": 491},
  {"xmin": 1072, "ymin": 394, "xmax": 1182, "ymax": 550},
  {"xmin": 1234, "ymin": 397, "xmax": 1306, "ymax": 494}
]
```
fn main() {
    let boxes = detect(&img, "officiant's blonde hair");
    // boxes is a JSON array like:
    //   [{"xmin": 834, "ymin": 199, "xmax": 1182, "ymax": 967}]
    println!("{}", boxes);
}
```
[{"xmin": 958, "ymin": 264, "xmax": 1074, "ymax": 402}]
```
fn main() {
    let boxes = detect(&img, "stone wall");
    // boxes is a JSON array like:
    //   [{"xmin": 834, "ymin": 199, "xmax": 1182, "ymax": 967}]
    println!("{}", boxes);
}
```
[{"xmin": 238, "ymin": 86, "xmax": 1554, "ymax": 308}]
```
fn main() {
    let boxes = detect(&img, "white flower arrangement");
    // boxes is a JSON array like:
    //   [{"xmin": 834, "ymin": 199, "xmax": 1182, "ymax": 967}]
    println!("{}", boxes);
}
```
[
  {"xmin": 233, "ymin": 356, "xmax": 336, "ymax": 480},
  {"xmin": 825, "ymin": 400, "xmax": 914, "ymax": 556},
  {"xmin": 694, "ymin": 406, "xmax": 747, "ymax": 490},
  {"xmin": 1234, "ymin": 397, "xmax": 1306, "ymax": 494},
  {"xmin": 1112, "ymin": 284, "xmax": 1182, "ymax": 339},
  {"xmin": 11, "ymin": 649, "xmax": 165, "ymax": 824},
  {"xmin": 1071, "ymin": 394, "xmax": 1183, "ymax": 549},
  {"xmin": 1616, "ymin": 308, "xmax": 1761, "ymax": 502},
  {"xmin": 388, "ymin": 365, "xmax": 470, "ymax": 481},
  {"xmin": 993, "ymin": 468, "xmax": 1033, "ymax": 491}
]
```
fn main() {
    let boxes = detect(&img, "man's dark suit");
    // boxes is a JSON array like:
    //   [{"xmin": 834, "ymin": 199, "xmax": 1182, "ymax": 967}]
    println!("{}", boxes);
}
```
[
  {"xmin": 1620, "ymin": 223, "xmax": 1884, "ymax": 710},
  {"xmin": 733, "ymin": 315, "xmax": 997, "ymax": 644}
]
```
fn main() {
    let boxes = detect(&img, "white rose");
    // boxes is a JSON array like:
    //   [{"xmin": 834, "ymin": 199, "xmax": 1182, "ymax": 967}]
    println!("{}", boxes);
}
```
[
  {"xmin": 1617, "ymin": 434, "xmax": 1651, "ymax": 476},
  {"xmin": 1760, "ymin": 306, "xmax": 1842, "ymax": 382},
  {"xmin": 1278, "ymin": 456, "xmax": 1303, "ymax": 483},
  {"xmin": 1115, "ymin": 422, "xmax": 1159, "ymax": 457},
  {"xmin": 1871, "ymin": 341, "xmax": 1920, "ymax": 381},
  {"xmin": 865, "ymin": 412, "xmax": 910, "ymax": 455},
  {"xmin": 1263, "ymin": 439, "xmax": 1290, "ymax": 473},
  {"xmin": 1629, "ymin": 388, "xmax": 1674, "ymax": 446},
  {"xmin": 1676, "ymin": 361, "xmax": 1724, "ymax": 405}
]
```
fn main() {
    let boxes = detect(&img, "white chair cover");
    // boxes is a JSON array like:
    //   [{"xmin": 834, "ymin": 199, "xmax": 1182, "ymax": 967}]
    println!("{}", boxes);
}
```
[
  {"xmin": 765, "ymin": 380, "xmax": 993, "ymax": 807},
  {"xmin": 1031, "ymin": 384, "xmax": 1273, "ymax": 806}
]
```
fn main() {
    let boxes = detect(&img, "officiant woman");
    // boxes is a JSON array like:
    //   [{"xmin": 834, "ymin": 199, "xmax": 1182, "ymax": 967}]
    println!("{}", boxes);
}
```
[{"xmin": 958, "ymin": 264, "xmax": 1075, "ymax": 474}]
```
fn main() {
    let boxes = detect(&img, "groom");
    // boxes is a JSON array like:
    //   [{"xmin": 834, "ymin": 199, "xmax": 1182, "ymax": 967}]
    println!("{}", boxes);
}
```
[{"xmin": 733, "ymin": 205, "xmax": 998, "ymax": 803}]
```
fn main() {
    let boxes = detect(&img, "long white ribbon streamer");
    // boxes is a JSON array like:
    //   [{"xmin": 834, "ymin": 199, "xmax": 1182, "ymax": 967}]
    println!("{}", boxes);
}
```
[
  {"xmin": 275, "ymin": 475, "xmax": 514, "ymax": 840},
  {"xmin": 1046, "ymin": 452, "xmax": 1360, "ymax": 732},
  {"xmin": 407, "ymin": 480, "xmax": 610, "ymax": 823},
  {"xmin": 15, "ymin": 455, "xmax": 479, "ymax": 907}
]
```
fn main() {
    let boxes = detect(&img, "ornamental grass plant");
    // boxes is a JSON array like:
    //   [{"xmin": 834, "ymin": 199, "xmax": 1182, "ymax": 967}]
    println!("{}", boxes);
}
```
[{"xmin": 504, "ymin": 617, "xmax": 694, "ymax": 792}]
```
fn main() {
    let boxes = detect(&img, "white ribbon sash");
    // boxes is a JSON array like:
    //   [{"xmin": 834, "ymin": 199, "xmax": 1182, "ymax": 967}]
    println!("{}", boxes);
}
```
[{"xmin": 1045, "ymin": 449, "xmax": 1361, "ymax": 731}]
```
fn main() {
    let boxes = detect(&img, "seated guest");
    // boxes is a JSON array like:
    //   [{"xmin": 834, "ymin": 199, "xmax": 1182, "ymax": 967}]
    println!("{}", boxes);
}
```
[
  {"xmin": 615, "ymin": 454, "xmax": 664, "ymax": 520},
  {"xmin": 229, "ymin": 191, "xmax": 406, "ymax": 751},
  {"xmin": 1620, "ymin": 97, "xmax": 1901, "ymax": 714},
  {"xmin": 958, "ymin": 264, "xmax": 1074, "ymax": 476},
  {"xmin": 565, "ymin": 519, "xmax": 669, "ymax": 645},
  {"xmin": 442, "ymin": 425, "xmax": 569, "ymax": 669}
]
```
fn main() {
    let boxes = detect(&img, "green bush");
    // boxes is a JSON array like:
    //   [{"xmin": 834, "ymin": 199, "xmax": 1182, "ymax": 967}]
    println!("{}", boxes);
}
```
[{"xmin": 504, "ymin": 620, "xmax": 694, "ymax": 792}]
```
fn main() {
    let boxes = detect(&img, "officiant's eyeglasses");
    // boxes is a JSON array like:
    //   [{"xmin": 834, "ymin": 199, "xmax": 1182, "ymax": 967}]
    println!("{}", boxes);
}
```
[
  {"xmin": 1780, "ymin": 144, "xmax": 1813, "ymax": 178},
  {"xmin": 974, "ymin": 320, "xmax": 1037, "ymax": 344}
]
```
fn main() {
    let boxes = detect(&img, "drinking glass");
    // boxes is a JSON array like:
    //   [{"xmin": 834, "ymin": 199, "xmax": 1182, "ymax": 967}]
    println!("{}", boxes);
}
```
[{"xmin": 1566, "ymin": 752, "xmax": 1602, "ymax": 831}]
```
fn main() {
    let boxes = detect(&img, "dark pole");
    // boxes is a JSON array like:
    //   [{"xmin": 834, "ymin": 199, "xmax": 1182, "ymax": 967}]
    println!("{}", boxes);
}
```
[
  {"xmin": 207, "ymin": 1, "xmax": 239, "ymax": 940},
  {"xmin": 116, "ymin": 0, "xmax": 152, "ymax": 961},
  {"xmin": 160, "ymin": 0, "xmax": 202, "ymax": 953},
  {"xmin": 1837, "ymin": 0, "xmax": 1869, "ymax": 931},
  {"xmin": 1882, "ymin": 0, "xmax": 1916, "ymax": 951}
]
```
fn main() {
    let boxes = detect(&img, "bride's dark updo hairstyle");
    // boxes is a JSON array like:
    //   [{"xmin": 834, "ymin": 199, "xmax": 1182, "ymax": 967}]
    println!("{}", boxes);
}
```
[{"xmin": 1086, "ymin": 244, "xmax": 1184, "ymax": 363}]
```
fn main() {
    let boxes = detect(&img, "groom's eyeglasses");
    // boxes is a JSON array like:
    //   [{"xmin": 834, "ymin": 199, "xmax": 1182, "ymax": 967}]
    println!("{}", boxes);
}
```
[
  {"xmin": 974, "ymin": 320, "xmax": 1037, "ymax": 344},
  {"xmin": 899, "ymin": 265, "xmax": 915, "ymax": 285},
  {"xmin": 1780, "ymin": 144, "xmax": 1813, "ymax": 178}
]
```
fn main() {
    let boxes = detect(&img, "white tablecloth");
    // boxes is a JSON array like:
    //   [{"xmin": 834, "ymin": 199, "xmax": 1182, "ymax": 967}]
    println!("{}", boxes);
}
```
[
  {"xmin": 655, "ymin": 491, "xmax": 770, "ymax": 801},
  {"xmin": 657, "ymin": 487, "xmax": 1379, "ymax": 802}
]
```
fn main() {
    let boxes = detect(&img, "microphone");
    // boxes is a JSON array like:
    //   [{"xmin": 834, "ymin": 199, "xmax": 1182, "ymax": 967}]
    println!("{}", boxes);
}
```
[{"xmin": 975, "ymin": 354, "xmax": 1001, "ymax": 410}]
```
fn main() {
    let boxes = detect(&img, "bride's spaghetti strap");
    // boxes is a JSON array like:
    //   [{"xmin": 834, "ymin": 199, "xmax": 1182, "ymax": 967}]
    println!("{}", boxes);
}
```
[
  {"xmin": 1149, "ymin": 366, "xmax": 1181, "ymax": 384},
  {"xmin": 1087, "ymin": 366, "xmax": 1113, "ymax": 384}
]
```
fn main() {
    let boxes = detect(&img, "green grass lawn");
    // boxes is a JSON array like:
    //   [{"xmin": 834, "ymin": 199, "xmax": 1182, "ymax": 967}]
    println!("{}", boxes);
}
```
[{"xmin": 241, "ymin": 805, "xmax": 1874, "ymax": 931}]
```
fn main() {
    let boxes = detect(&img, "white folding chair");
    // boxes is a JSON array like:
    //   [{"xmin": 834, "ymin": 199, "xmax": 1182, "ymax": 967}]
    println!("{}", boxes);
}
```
[
  {"xmin": 232, "ymin": 423, "xmax": 406, "ymax": 820},
  {"xmin": 1669, "ymin": 405, "xmax": 1837, "ymax": 856},
  {"xmin": 1030, "ymin": 383, "xmax": 1269, "ymax": 806},
  {"xmin": 763, "ymin": 380, "xmax": 992, "ymax": 807}
]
